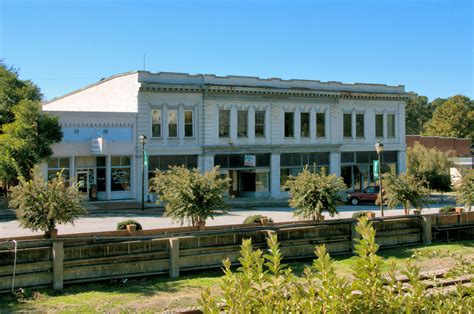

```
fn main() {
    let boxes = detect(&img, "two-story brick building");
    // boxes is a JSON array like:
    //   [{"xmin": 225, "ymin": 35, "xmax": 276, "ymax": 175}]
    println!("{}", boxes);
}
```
[{"xmin": 41, "ymin": 71, "xmax": 409, "ymax": 201}]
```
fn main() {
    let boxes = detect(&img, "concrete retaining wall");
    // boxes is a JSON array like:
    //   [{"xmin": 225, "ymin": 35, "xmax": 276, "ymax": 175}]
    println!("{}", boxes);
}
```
[{"xmin": 1, "ymin": 212, "xmax": 473, "ymax": 293}]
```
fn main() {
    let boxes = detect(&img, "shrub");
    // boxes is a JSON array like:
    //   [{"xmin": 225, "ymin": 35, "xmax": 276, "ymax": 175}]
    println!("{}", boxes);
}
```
[
  {"xmin": 116, "ymin": 219, "xmax": 143, "ymax": 231},
  {"xmin": 285, "ymin": 167, "xmax": 346, "ymax": 221},
  {"xmin": 456, "ymin": 170, "xmax": 474, "ymax": 211},
  {"xmin": 151, "ymin": 166, "xmax": 230, "ymax": 226},
  {"xmin": 200, "ymin": 217, "xmax": 473, "ymax": 312},
  {"xmin": 352, "ymin": 211, "xmax": 375, "ymax": 219},
  {"xmin": 243, "ymin": 214, "xmax": 274, "ymax": 224},
  {"xmin": 9, "ymin": 171, "xmax": 86, "ymax": 237},
  {"xmin": 439, "ymin": 206, "xmax": 455, "ymax": 213},
  {"xmin": 383, "ymin": 173, "xmax": 430, "ymax": 215}
]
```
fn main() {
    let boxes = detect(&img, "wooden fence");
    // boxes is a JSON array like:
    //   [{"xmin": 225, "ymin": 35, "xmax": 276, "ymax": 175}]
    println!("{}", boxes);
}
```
[{"xmin": 0, "ymin": 211, "xmax": 473, "ymax": 293}]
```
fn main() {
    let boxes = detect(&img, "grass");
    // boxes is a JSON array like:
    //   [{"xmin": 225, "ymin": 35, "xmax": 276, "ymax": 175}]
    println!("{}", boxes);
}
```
[{"xmin": 0, "ymin": 240, "xmax": 473, "ymax": 313}]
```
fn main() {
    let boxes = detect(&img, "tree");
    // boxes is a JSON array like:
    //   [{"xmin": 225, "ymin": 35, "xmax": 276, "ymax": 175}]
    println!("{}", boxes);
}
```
[
  {"xmin": 0, "ymin": 62, "xmax": 42, "ymax": 126},
  {"xmin": 151, "ymin": 166, "xmax": 230, "ymax": 226},
  {"xmin": 424, "ymin": 95, "xmax": 474, "ymax": 140},
  {"xmin": 406, "ymin": 142, "xmax": 453, "ymax": 194},
  {"xmin": 9, "ymin": 171, "xmax": 86, "ymax": 237},
  {"xmin": 456, "ymin": 170, "xmax": 474, "ymax": 211},
  {"xmin": 382, "ymin": 173, "xmax": 430, "ymax": 215},
  {"xmin": 285, "ymin": 167, "xmax": 346, "ymax": 221},
  {"xmin": 405, "ymin": 93, "xmax": 431, "ymax": 135},
  {"xmin": 0, "ymin": 100, "xmax": 62, "ymax": 183}
]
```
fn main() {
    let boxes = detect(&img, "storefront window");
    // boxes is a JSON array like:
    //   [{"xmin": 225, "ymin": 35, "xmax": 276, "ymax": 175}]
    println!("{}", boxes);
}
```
[
  {"xmin": 47, "ymin": 157, "xmax": 70, "ymax": 181},
  {"xmin": 96, "ymin": 157, "xmax": 106, "ymax": 192},
  {"xmin": 280, "ymin": 152, "xmax": 330, "ymax": 190},
  {"xmin": 111, "ymin": 156, "xmax": 130, "ymax": 191}
]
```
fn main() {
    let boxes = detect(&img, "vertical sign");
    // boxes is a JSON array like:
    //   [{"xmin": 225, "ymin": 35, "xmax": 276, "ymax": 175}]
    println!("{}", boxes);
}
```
[{"xmin": 373, "ymin": 160, "xmax": 379, "ymax": 180}]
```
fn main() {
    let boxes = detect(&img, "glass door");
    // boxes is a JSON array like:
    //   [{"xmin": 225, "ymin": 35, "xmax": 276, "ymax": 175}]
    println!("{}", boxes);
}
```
[{"xmin": 76, "ymin": 171, "xmax": 89, "ymax": 199}]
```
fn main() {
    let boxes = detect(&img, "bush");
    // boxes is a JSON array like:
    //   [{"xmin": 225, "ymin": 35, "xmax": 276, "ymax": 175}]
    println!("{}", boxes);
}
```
[
  {"xmin": 383, "ymin": 173, "xmax": 430, "ymax": 215},
  {"xmin": 243, "ymin": 215, "xmax": 274, "ymax": 224},
  {"xmin": 116, "ymin": 219, "xmax": 143, "ymax": 231},
  {"xmin": 439, "ymin": 206, "xmax": 455, "ymax": 213},
  {"xmin": 456, "ymin": 170, "xmax": 474, "ymax": 211},
  {"xmin": 352, "ymin": 211, "xmax": 375, "ymax": 219},
  {"xmin": 200, "ymin": 217, "xmax": 473, "ymax": 312},
  {"xmin": 9, "ymin": 171, "xmax": 86, "ymax": 237},
  {"xmin": 285, "ymin": 167, "xmax": 346, "ymax": 221},
  {"xmin": 151, "ymin": 166, "xmax": 230, "ymax": 226}
]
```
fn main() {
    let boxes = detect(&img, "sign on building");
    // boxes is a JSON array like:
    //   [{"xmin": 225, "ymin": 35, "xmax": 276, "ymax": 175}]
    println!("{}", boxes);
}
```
[
  {"xmin": 373, "ymin": 160, "xmax": 379, "ymax": 180},
  {"xmin": 244, "ymin": 155, "xmax": 256, "ymax": 167},
  {"xmin": 90, "ymin": 137, "xmax": 106, "ymax": 155}
]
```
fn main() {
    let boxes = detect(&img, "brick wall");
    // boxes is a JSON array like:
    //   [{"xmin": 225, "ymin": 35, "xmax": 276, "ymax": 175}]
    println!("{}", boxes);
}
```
[{"xmin": 406, "ymin": 135, "xmax": 472, "ymax": 157}]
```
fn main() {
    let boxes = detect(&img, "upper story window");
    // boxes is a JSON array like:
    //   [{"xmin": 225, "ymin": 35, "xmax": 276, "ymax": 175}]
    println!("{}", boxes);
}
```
[
  {"xmin": 168, "ymin": 110, "xmax": 178, "ymax": 138},
  {"xmin": 343, "ymin": 113, "xmax": 352, "ymax": 138},
  {"xmin": 285, "ymin": 112, "xmax": 294, "ymax": 138},
  {"xmin": 375, "ymin": 114, "xmax": 383, "ymax": 138},
  {"xmin": 237, "ymin": 110, "xmax": 248, "ymax": 137},
  {"xmin": 152, "ymin": 110, "xmax": 162, "ymax": 137},
  {"xmin": 184, "ymin": 110, "xmax": 193, "ymax": 137},
  {"xmin": 387, "ymin": 114, "xmax": 396, "ymax": 138},
  {"xmin": 219, "ymin": 109, "xmax": 230, "ymax": 137},
  {"xmin": 356, "ymin": 113, "xmax": 364, "ymax": 138},
  {"xmin": 316, "ymin": 112, "xmax": 325, "ymax": 138},
  {"xmin": 255, "ymin": 110, "xmax": 265, "ymax": 138},
  {"xmin": 301, "ymin": 112, "xmax": 310, "ymax": 138}
]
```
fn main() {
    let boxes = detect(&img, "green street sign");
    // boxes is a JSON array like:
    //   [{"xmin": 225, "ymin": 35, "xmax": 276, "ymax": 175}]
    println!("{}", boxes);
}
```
[
  {"xmin": 373, "ymin": 160, "xmax": 379, "ymax": 180},
  {"xmin": 144, "ymin": 151, "xmax": 148, "ymax": 167}
]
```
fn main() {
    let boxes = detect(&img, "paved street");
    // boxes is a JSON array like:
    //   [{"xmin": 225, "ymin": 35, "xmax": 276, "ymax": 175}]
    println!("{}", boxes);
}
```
[{"xmin": 0, "ymin": 203, "xmax": 448, "ymax": 239}]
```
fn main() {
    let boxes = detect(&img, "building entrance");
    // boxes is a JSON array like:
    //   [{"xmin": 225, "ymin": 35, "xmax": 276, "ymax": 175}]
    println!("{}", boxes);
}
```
[{"xmin": 76, "ymin": 168, "xmax": 95, "ymax": 200}]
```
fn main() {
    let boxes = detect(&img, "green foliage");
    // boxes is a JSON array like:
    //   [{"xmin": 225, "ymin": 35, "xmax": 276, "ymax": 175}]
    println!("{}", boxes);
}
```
[
  {"xmin": 439, "ymin": 206, "xmax": 455, "ymax": 213},
  {"xmin": 0, "ymin": 62, "xmax": 42, "ymax": 126},
  {"xmin": 382, "ymin": 173, "xmax": 430, "ymax": 215},
  {"xmin": 351, "ymin": 211, "xmax": 375, "ymax": 219},
  {"xmin": 200, "ymin": 217, "xmax": 473, "ymax": 312},
  {"xmin": 424, "ymin": 95, "xmax": 474, "ymax": 140},
  {"xmin": 285, "ymin": 167, "xmax": 346, "ymax": 220},
  {"xmin": 151, "ymin": 166, "xmax": 230, "ymax": 226},
  {"xmin": 9, "ymin": 171, "xmax": 86, "ymax": 236},
  {"xmin": 405, "ymin": 93, "xmax": 432, "ymax": 135},
  {"xmin": 243, "ymin": 214, "xmax": 274, "ymax": 224},
  {"xmin": 116, "ymin": 219, "xmax": 143, "ymax": 231},
  {"xmin": 456, "ymin": 170, "xmax": 474, "ymax": 211},
  {"xmin": 406, "ymin": 142, "xmax": 452, "ymax": 192}
]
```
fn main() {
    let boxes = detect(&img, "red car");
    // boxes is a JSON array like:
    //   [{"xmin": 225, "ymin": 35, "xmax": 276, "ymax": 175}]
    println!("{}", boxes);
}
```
[{"xmin": 347, "ymin": 186, "xmax": 380, "ymax": 205}]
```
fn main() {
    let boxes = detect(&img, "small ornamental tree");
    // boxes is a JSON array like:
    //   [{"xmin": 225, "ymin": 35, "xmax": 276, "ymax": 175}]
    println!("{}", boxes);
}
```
[
  {"xmin": 9, "ymin": 171, "xmax": 86, "ymax": 237},
  {"xmin": 382, "ymin": 173, "xmax": 430, "ymax": 215},
  {"xmin": 456, "ymin": 170, "xmax": 474, "ymax": 211},
  {"xmin": 151, "ymin": 166, "xmax": 230, "ymax": 226},
  {"xmin": 285, "ymin": 167, "xmax": 346, "ymax": 221}
]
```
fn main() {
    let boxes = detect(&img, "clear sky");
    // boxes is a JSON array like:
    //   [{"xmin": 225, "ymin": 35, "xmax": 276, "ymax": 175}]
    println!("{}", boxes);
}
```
[{"xmin": 1, "ymin": 0, "xmax": 472, "ymax": 101}]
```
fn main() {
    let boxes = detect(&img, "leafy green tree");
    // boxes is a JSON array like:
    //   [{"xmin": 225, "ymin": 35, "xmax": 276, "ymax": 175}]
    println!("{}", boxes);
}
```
[
  {"xmin": 285, "ymin": 167, "xmax": 346, "ymax": 221},
  {"xmin": 151, "ymin": 166, "xmax": 230, "ymax": 226},
  {"xmin": 406, "ymin": 141, "xmax": 452, "ymax": 193},
  {"xmin": 0, "ymin": 100, "xmax": 62, "ymax": 183},
  {"xmin": 382, "ymin": 173, "xmax": 430, "ymax": 215},
  {"xmin": 456, "ymin": 170, "xmax": 474, "ymax": 211},
  {"xmin": 0, "ymin": 62, "xmax": 42, "ymax": 126},
  {"xmin": 405, "ymin": 93, "xmax": 431, "ymax": 135},
  {"xmin": 424, "ymin": 95, "xmax": 474, "ymax": 140},
  {"xmin": 9, "ymin": 171, "xmax": 86, "ymax": 237}
]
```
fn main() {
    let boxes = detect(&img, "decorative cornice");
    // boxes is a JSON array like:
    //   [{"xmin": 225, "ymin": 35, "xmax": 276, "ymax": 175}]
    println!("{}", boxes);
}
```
[
  {"xmin": 202, "ymin": 144, "xmax": 342, "ymax": 155},
  {"xmin": 61, "ymin": 122, "xmax": 133, "ymax": 128},
  {"xmin": 139, "ymin": 83, "xmax": 409, "ymax": 101}
]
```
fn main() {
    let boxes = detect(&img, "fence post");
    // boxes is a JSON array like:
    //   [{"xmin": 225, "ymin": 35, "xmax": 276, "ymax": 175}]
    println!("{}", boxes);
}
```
[
  {"xmin": 52, "ymin": 241, "xmax": 64, "ymax": 290},
  {"xmin": 351, "ymin": 220, "xmax": 360, "ymax": 255},
  {"xmin": 169, "ymin": 238, "xmax": 179, "ymax": 278},
  {"xmin": 420, "ymin": 215, "xmax": 432, "ymax": 245}
]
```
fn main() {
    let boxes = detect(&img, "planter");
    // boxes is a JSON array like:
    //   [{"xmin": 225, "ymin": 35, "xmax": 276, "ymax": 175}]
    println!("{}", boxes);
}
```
[
  {"xmin": 49, "ymin": 228, "xmax": 58, "ymax": 238},
  {"xmin": 260, "ymin": 216, "xmax": 269, "ymax": 225},
  {"xmin": 455, "ymin": 207, "xmax": 464, "ymax": 213},
  {"xmin": 317, "ymin": 215, "xmax": 325, "ymax": 222},
  {"xmin": 366, "ymin": 212, "xmax": 376, "ymax": 219},
  {"xmin": 126, "ymin": 224, "xmax": 137, "ymax": 233},
  {"xmin": 413, "ymin": 209, "xmax": 422, "ymax": 216}
]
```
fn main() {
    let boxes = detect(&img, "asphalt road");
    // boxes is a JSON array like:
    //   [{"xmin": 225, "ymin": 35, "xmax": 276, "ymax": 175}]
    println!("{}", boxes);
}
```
[{"xmin": 0, "ymin": 203, "xmax": 449, "ymax": 238}]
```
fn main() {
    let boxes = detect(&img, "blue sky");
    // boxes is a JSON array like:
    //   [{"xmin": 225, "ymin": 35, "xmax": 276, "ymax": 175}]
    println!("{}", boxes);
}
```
[{"xmin": 1, "ymin": 0, "xmax": 472, "ymax": 101}]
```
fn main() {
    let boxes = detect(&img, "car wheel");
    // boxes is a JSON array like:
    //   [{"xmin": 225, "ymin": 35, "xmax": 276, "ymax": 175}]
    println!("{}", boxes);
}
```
[{"xmin": 350, "ymin": 197, "xmax": 360, "ymax": 206}]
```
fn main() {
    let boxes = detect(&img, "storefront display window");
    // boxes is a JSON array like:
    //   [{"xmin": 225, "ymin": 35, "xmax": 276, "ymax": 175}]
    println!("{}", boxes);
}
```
[
  {"xmin": 47, "ymin": 157, "xmax": 70, "ymax": 181},
  {"xmin": 111, "ymin": 156, "xmax": 130, "ymax": 191}
]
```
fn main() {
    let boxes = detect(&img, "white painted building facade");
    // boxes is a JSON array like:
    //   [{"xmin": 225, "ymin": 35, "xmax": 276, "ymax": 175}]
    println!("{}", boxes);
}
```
[{"xmin": 41, "ymin": 71, "xmax": 408, "ymax": 201}]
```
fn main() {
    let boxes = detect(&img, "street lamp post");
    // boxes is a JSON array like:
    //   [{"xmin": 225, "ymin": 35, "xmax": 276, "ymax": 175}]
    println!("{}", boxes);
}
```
[
  {"xmin": 139, "ymin": 135, "xmax": 147, "ymax": 211},
  {"xmin": 375, "ymin": 142, "xmax": 384, "ymax": 217}
]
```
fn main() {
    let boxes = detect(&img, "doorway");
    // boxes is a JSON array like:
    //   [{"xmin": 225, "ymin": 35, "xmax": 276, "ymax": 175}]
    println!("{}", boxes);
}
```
[{"xmin": 76, "ymin": 168, "xmax": 95, "ymax": 199}]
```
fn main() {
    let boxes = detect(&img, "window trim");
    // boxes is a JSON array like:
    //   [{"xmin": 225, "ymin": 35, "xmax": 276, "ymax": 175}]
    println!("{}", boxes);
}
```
[{"xmin": 151, "ymin": 109, "xmax": 162, "ymax": 138}]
